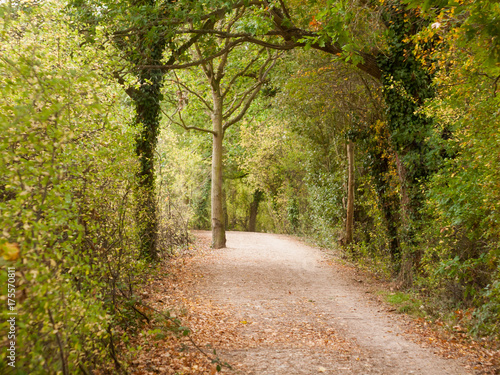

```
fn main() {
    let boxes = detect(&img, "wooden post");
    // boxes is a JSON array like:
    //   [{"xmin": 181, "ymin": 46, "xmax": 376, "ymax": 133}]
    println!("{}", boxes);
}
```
[{"xmin": 346, "ymin": 141, "xmax": 355, "ymax": 245}]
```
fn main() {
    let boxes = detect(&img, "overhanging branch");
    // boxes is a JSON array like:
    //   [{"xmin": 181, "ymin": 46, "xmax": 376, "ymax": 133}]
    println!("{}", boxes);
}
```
[{"xmin": 136, "ymin": 38, "xmax": 245, "ymax": 71}]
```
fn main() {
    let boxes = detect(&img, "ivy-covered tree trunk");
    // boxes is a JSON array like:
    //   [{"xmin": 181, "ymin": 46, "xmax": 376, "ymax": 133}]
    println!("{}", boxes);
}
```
[
  {"xmin": 134, "ymin": 67, "xmax": 164, "ymax": 260},
  {"xmin": 371, "ymin": 150, "xmax": 401, "ymax": 263},
  {"xmin": 377, "ymin": 0, "xmax": 438, "ymax": 279},
  {"xmin": 379, "ymin": 1, "xmax": 436, "ymax": 209},
  {"xmin": 211, "ymin": 85, "xmax": 226, "ymax": 249},
  {"xmin": 362, "ymin": 119, "xmax": 402, "ymax": 263},
  {"xmin": 394, "ymin": 152, "xmax": 411, "ymax": 227}
]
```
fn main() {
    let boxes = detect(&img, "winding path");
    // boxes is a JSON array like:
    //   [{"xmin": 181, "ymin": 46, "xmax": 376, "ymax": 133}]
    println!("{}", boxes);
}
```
[{"xmin": 192, "ymin": 231, "xmax": 470, "ymax": 374}]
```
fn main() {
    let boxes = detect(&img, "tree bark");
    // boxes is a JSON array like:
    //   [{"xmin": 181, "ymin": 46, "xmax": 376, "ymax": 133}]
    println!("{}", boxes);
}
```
[
  {"xmin": 394, "ymin": 152, "xmax": 411, "ymax": 228},
  {"xmin": 248, "ymin": 189, "xmax": 263, "ymax": 232},
  {"xmin": 134, "ymin": 68, "xmax": 163, "ymax": 261},
  {"xmin": 211, "ymin": 87, "xmax": 226, "ymax": 248},
  {"xmin": 345, "ymin": 141, "xmax": 355, "ymax": 245},
  {"xmin": 370, "ymin": 149, "xmax": 401, "ymax": 262}
]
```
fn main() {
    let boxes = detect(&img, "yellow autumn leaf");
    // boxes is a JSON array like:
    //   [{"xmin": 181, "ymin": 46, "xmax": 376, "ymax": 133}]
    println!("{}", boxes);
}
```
[{"xmin": 1, "ymin": 242, "xmax": 20, "ymax": 261}]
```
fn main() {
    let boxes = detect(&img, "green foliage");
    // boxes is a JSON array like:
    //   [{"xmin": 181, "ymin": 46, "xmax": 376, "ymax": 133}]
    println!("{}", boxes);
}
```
[
  {"xmin": 383, "ymin": 291, "xmax": 423, "ymax": 315},
  {"xmin": 309, "ymin": 0, "xmax": 387, "ymax": 63},
  {"xmin": 400, "ymin": 0, "xmax": 500, "ymax": 335},
  {"xmin": 239, "ymin": 117, "xmax": 308, "ymax": 234},
  {"xmin": 224, "ymin": 179, "xmax": 253, "ymax": 231},
  {"xmin": 69, "ymin": 0, "xmax": 188, "ymax": 260},
  {"xmin": 29, "ymin": 0, "xmax": 497, "ymax": 347},
  {"xmin": 474, "ymin": 279, "xmax": 500, "ymax": 336},
  {"xmin": 234, "ymin": 6, "xmax": 274, "ymax": 36},
  {"xmin": 358, "ymin": 119, "xmax": 402, "ymax": 262},
  {"xmin": 192, "ymin": 178, "xmax": 211, "ymax": 230},
  {"xmin": 304, "ymin": 170, "xmax": 345, "ymax": 245},
  {"xmin": 156, "ymin": 124, "xmax": 211, "ymax": 234},
  {"xmin": 377, "ymin": 0, "xmax": 437, "ymax": 207},
  {"xmin": 406, "ymin": 0, "xmax": 500, "ymax": 63},
  {"xmin": 0, "ymin": 1, "xmax": 152, "ymax": 372},
  {"xmin": 230, "ymin": 0, "xmax": 500, "ymax": 339}
]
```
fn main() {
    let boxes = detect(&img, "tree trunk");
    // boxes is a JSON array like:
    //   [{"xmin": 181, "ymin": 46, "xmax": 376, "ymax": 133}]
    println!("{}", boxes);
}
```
[
  {"xmin": 394, "ymin": 152, "xmax": 411, "ymax": 228},
  {"xmin": 370, "ymin": 149, "xmax": 401, "ymax": 263},
  {"xmin": 211, "ymin": 88, "xmax": 226, "ymax": 248},
  {"xmin": 345, "ymin": 141, "xmax": 355, "ymax": 245},
  {"xmin": 248, "ymin": 189, "xmax": 263, "ymax": 232},
  {"xmin": 134, "ymin": 69, "xmax": 163, "ymax": 261}
]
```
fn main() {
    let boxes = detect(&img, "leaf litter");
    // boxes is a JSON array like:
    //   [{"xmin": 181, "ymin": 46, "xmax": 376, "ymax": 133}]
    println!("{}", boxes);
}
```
[{"xmin": 122, "ymin": 232, "xmax": 499, "ymax": 374}]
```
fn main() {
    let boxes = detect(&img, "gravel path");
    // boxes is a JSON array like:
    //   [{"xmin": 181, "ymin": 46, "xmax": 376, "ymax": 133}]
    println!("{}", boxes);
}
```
[{"xmin": 192, "ymin": 231, "xmax": 470, "ymax": 375}]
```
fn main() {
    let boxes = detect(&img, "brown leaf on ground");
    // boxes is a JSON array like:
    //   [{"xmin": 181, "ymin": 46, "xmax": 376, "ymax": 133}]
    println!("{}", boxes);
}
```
[{"xmin": 121, "ymin": 233, "xmax": 499, "ymax": 375}]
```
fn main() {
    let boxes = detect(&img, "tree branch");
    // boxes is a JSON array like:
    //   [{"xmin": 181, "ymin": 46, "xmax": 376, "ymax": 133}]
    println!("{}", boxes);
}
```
[
  {"xmin": 114, "ymin": 0, "xmax": 381, "ymax": 80},
  {"xmin": 222, "ymin": 47, "xmax": 266, "ymax": 99},
  {"xmin": 137, "ymin": 38, "xmax": 245, "ymax": 71},
  {"xmin": 223, "ymin": 82, "xmax": 260, "ymax": 120},
  {"xmin": 48, "ymin": 309, "xmax": 69, "ymax": 375},
  {"xmin": 177, "ymin": 124, "xmax": 217, "ymax": 135},
  {"xmin": 164, "ymin": 18, "xmax": 217, "ymax": 66},
  {"xmin": 162, "ymin": 106, "xmax": 216, "ymax": 135},
  {"xmin": 193, "ymin": 41, "xmax": 212, "ymax": 80},
  {"xmin": 223, "ymin": 51, "xmax": 279, "ymax": 130},
  {"xmin": 112, "ymin": 71, "xmax": 138, "ymax": 99},
  {"xmin": 172, "ymin": 29, "xmax": 288, "ymax": 38},
  {"xmin": 167, "ymin": 74, "xmax": 213, "ymax": 111},
  {"xmin": 112, "ymin": 1, "xmax": 265, "ymax": 37}
]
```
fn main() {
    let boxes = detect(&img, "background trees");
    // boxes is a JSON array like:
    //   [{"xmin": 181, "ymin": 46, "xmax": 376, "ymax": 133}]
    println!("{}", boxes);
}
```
[{"xmin": 161, "ymin": 10, "xmax": 278, "ymax": 247}]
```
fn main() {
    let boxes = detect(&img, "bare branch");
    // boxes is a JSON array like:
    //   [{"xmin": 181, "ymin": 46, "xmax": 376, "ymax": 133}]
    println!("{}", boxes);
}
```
[
  {"xmin": 223, "ymin": 51, "xmax": 279, "ymax": 130},
  {"xmin": 177, "ymin": 124, "xmax": 216, "ymax": 135},
  {"xmin": 140, "ymin": 33, "xmax": 380, "ymax": 79},
  {"xmin": 112, "ymin": 0, "xmax": 381, "ymax": 80},
  {"xmin": 112, "ymin": 70, "xmax": 138, "ymax": 99},
  {"xmin": 172, "ymin": 29, "xmax": 288, "ymax": 38},
  {"xmin": 214, "ymin": 9, "xmax": 246, "ymax": 81},
  {"xmin": 193, "ymin": 42, "xmax": 212, "ymax": 80},
  {"xmin": 223, "ymin": 80, "xmax": 261, "ymax": 120},
  {"xmin": 137, "ymin": 38, "xmax": 245, "ymax": 72},
  {"xmin": 223, "ymin": 83, "xmax": 262, "ymax": 131},
  {"xmin": 162, "ymin": 105, "xmax": 216, "ymax": 135},
  {"xmin": 493, "ymin": 74, "xmax": 500, "ymax": 97},
  {"xmin": 278, "ymin": 0, "xmax": 292, "ymax": 20},
  {"xmin": 166, "ymin": 74, "xmax": 213, "ymax": 111},
  {"xmin": 222, "ymin": 47, "xmax": 266, "ymax": 98},
  {"xmin": 215, "ymin": 49, "xmax": 230, "ymax": 82},
  {"xmin": 165, "ymin": 18, "xmax": 217, "ymax": 66},
  {"xmin": 258, "ymin": 50, "xmax": 278, "ymax": 80},
  {"xmin": 243, "ymin": 36, "xmax": 299, "ymax": 51}
]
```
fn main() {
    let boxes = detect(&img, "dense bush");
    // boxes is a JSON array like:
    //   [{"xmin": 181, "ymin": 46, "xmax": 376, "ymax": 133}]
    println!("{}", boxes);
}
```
[{"xmin": 0, "ymin": 2, "xmax": 153, "ymax": 372}]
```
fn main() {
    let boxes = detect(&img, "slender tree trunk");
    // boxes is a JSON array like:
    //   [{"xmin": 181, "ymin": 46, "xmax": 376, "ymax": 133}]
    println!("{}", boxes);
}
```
[
  {"xmin": 345, "ymin": 141, "xmax": 355, "ymax": 245},
  {"xmin": 394, "ymin": 150, "xmax": 420, "ymax": 286},
  {"xmin": 394, "ymin": 152, "xmax": 411, "ymax": 227},
  {"xmin": 248, "ymin": 189, "xmax": 263, "ymax": 232},
  {"xmin": 211, "ymin": 88, "xmax": 226, "ymax": 248}
]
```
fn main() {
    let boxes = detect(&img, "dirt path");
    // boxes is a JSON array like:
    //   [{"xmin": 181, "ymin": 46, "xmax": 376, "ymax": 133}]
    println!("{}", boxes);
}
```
[{"xmin": 190, "ymin": 231, "xmax": 470, "ymax": 375}]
